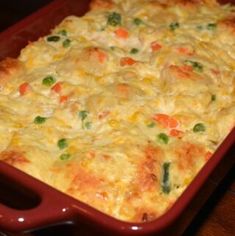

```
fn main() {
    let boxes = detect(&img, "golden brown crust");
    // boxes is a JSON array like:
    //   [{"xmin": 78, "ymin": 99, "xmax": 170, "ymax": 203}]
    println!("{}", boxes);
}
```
[
  {"xmin": 219, "ymin": 15, "xmax": 235, "ymax": 32},
  {"xmin": 175, "ymin": 142, "xmax": 206, "ymax": 170},
  {"xmin": 136, "ymin": 145, "xmax": 163, "ymax": 191},
  {"xmin": 0, "ymin": 57, "xmax": 24, "ymax": 88},
  {"xmin": 149, "ymin": 0, "xmax": 219, "ymax": 8},
  {"xmin": 0, "ymin": 150, "xmax": 29, "ymax": 166},
  {"xmin": 90, "ymin": 0, "xmax": 114, "ymax": 10}
]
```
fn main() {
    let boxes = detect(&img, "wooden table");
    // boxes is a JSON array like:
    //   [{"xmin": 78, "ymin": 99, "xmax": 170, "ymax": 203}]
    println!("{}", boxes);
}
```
[{"xmin": 183, "ymin": 165, "xmax": 235, "ymax": 236}]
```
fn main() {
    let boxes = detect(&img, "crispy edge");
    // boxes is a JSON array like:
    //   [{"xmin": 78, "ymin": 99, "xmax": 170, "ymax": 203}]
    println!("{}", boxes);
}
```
[
  {"xmin": 89, "ymin": 0, "xmax": 115, "ymax": 10},
  {"xmin": 0, "ymin": 57, "xmax": 24, "ymax": 88},
  {"xmin": 218, "ymin": 15, "xmax": 235, "ymax": 33},
  {"xmin": 0, "ymin": 150, "xmax": 29, "ymax": 166},
  {"xmin": 149, "ymin": 0, "xmax": 219, "ymax": 8}
]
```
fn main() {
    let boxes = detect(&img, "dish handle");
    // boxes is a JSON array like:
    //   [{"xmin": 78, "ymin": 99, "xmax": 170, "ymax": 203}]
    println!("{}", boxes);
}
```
[{"xmin": 0, "ymin": 161, "xmax": 74, "ymax": 233}]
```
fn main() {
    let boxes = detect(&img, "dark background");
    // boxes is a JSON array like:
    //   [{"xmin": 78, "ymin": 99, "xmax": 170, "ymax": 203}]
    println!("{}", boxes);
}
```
[{"xmin": 0, "ymin": 0, "xmax": 52, "ymax": 32}]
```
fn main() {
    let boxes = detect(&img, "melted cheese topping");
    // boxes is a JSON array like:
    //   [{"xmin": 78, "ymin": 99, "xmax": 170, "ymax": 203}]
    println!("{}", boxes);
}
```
[{"xmin": 0, "ymin": 0, "xmax": 235, "ymax": 222}]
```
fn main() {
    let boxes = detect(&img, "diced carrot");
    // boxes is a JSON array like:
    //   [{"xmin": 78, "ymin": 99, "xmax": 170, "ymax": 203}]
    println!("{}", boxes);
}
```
[
  {"xmin": 97, "ymin": 50, "xmax": 107, "ymax": 64},
  {"xmin": 60, "ymin": 95, "xmax": 69, "ymax": 103},
  {"xmin": 153, "ymin": 113, "xmax": 179, "ymax": 129},
  {"xmin": 177, "ymin": 47, "xmax": 194, "ymax": 56},
  {"xmin": 211, "ymin": 69, "xmax": 220, "ymax": 76},
  {"xmin": 19, "ymin": 82, "xmax": 31, "ymax": 96},
  {"xmin": 51, "ymin": 82, "xmax": 62, "ymax": 94},
  {"xmin": 169, "ymin": 65, "xmax": 195, "ymax": 80},
  {"xmin": 179, "ymin": 65, "xmax": 193, "ymax": 72},
  {"xmin": 88, "ymin": 47, "xmax": 107, "ymax": 64},
  {"xmin": 120, "ymin": 57, "xmax": 136, "ymax": 66},
  {"xmin": 114, "ymin": 27, "xmax": 129, "ymax": 39},
  {"xmin": 98, "ymin": 111, "xmax": 110, "ymax": 119},
  {"xmin": 151, "ymin": 41, "xmax": 162, "ymax": 52},
  {"xmin": 116, "ymin": 83, "xmax": 130, "ymax": 97},
  {"xmin": 169, "ymin": 129, "xmax": 184, "ymax": 137}
]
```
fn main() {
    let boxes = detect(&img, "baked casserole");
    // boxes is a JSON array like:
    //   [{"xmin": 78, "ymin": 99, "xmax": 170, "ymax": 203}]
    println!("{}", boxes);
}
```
[{"xmin": 0, "ymin": 0, "xmax": 234, "ymax": 223}]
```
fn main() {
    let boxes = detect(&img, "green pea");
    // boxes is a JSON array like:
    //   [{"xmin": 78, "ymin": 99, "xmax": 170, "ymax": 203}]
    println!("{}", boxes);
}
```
[
  {"xmin": 42, "ymin": 76, "xmax": 56, "ymax": 87},
  {"xmin": 59, "ymin": 153, "xmax": 71, "ymax": 160},
  {"xmin": 79, "ymin": 110, "xmax": 88, "ymax": 121},
  {"xmin": 133, "ymin": 18, "xmax": 143, "ymax": 26},
  {"xmin": 169, "ymin": 22, "xmax": 180, "ymax": 31},
  {"xmin": 185, "ymin": 60, "xmax": 203, "ymax": 72},
  {"xmin": 57, "ymin": 138, "xmax": 68, "ymax": 150},
  {"xmin": 130, "ymin": 48, "xmax": 139, "ymax": 54},
  {"xmin": 107, "ymin": 12, "xmax": 121, "ymax": 26},
  {"xmin": 207, "ymin": 23, "xmax": 217, "ymax": 30},
  {"xmin": 47, "ymin": 35, "xmax": 60, "ymax": 42},
  {"xmin": 193, "ymin": 123, "xmax": 206, "ymax": 133},
  {"xmin": 63, "ymin": 39, "xmax": 71, "ymax": 48},
  {"xmin": 34, "ymin": 116, "xmax": 47, "ymax": 124},
  {"xmin": 84, "ymin": 121, "xmax": 92, "ymax": 129},
  {"xmin": 58, "ymin": 29, "xmax": 67, "ymax": 36},
  {"xmin": 157, "ymin": 133, "xmax": 169, "ymax": 144},
  {"xmin": 211, "ymin": 94, "xmax": 216, "ymax": 101},
  {"xmin": 147, "ymin": 122, "xmax": 155, "ymax": 128}
]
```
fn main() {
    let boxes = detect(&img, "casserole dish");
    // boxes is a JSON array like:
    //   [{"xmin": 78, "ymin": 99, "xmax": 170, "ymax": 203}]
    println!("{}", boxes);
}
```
[{"xmin": 0, "ymin": 0, "xmax": 234, "ymax": 235}]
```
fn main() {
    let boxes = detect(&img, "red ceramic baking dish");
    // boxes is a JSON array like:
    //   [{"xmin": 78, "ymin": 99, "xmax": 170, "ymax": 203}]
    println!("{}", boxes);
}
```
[{"xmin": 0, "ymin": 0, "xmax": 234, "ymax": 235}]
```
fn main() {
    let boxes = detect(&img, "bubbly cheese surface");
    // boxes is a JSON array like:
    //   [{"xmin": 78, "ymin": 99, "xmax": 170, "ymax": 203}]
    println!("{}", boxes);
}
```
[{"xmin": 0, "ymin": 0, "xmax": 235, "ymax": 222}]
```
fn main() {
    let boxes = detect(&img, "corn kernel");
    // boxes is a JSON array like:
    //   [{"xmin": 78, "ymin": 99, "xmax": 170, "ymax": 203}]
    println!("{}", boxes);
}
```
[
  {"xmin": 108, "ymin": 119, "xmax": 119, "ymax": 128},
  {"xmin": 142, "ymin": 77, "xmax": 153, "ymax": 84},
  {"xmin": 128, "ymin": 111, "xmax": 140, "ymax": 122},
  {"xmin": 183, "ymin": 177, "xmax": 192, "ymax": 185}
]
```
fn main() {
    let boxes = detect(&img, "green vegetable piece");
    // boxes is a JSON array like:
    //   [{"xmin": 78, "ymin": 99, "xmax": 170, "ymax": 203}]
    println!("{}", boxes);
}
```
[
  {"xmin": 107, "ymin": 12, "xmax": 121, "ymax": 26},
  {"xmin": 130, "ymin": 48, "xmax": 139, "ymax": 54},
  {"xmin": 84, "ymin": 121, "xmax": 92, "ymax": 129},
  {"xmin": 59, "ymin": 153, "xmax": 71, "ymax": 160},
  {"xmin": 147, "ymin": 122, "xmax": 155, "ymax": 128},
  {"xmin": 63, "ymin": 39, "xmax": 71, "ymax": 48},
  {"xmin": 79, "ymin": 110, "xmax": 88, "ymax": 121},
  {"xmin": 57, "ymin": 138, "xmax": 68, "ymax": 150},
  {"xmin": 193, "ymin": 123, "xmax": 206, "ymax": 133},
  {"xmin": 161, "ymin": 162, "xmax": 171, "ymax": 194},
  {"xmin": 169, "ymin": 22, "xmax": 180, "ymax": 31},
  {"xmin": 207, "ymin": 23, "xmax": 217, "ymax": 30},
  {"xmin": 58, "ymin": 29, "xmax": 67, "ymax": 36},
  {"xmin": 42, "ymin": 76, "xmax": 56, "ymax": 87},
  {"xmin": 158, "ymin": 133, "xmax": 169, "ymax": 144},
  {"xmin": 196, "ymin": 25, "xmax": 203, "ymax": 30},
  {"xmin": 211, "ymin": 94, "xmax": 216, "ymax": 101},
  {"xmin": 185, "ymin": 60, "xmax": 203, "ymax": 72},
  {"xmin": 47, "ymin": 35, "xmax": 60, "ymax": 42},
  {"xmin": 34, "ymin": 116, "xmax": 47, "ymax": 124},
  {"xmin": 133, "ymin": 18, "xmax": 143, "ymax": 25}
]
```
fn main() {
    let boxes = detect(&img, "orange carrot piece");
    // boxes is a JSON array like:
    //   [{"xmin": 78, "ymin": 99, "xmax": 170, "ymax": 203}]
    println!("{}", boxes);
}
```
[
  {"xmin": 177, "ymin": 47, "xmax": 194, "ymax": 56},
  {"xmin": 120, "ymin": 57, "xmax": 136, "ymax": 66},
  {"xmin": 98, "ymin": 111, "xmax": 110, "ymax": 119},
  {"xmin": 116, "ymin": 83, "xmax": 130, "ymax": 96},
  {"xmin": 211, "ymin": 69, "xmax": 220, "ymax": 76},
  {"xmin": 114, "ymin": 27, "xmax": 129, "ymax": 39},
  {"xmin": 60, "ymin": 95, "xmax": 69, "ymax": 103},
  {"xmin": 179, "ymin": 65, "xmax": 193, "ymax": 72},
  {"xmin": 19, "ymin": 82, "xmax": 31, "ymax": 96},
  {"xmin": 169, "ymin": 129, "xmax": 184, "ymax": 137},
  {"xmin": 51, "ymin": 82, "xmax": 62, "ymax": 94},
  {"xmin": 153, "ymin": 114, "xmax": 179, "ymax": 129},
  {"xmin": 151, "ymin": 41, "xmax": 162, "ymax": 52},
  {"xmin": 97, "ymin": 50, "xmax": 107, "ymax": 63}
]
